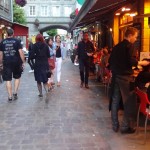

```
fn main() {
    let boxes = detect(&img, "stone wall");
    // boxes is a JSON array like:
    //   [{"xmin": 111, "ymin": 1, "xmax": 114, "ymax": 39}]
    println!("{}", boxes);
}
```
[{"xmin": 0, "ymin": 0, "xmax": 13, "ymax": 22}]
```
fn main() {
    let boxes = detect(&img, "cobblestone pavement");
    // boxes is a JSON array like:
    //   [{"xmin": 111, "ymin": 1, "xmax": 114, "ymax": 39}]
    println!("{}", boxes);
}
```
[{"xmin": 0, "ymin": 59, "xmax": 150, "ymax": 150}]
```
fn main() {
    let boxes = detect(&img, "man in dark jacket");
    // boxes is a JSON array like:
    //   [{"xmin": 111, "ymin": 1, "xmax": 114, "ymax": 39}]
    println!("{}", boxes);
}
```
[
  {"xmin": 75, "ymin": 32, "xmax": 94, "ymax": 89},
  {"xmin": 109, "ymin": 27, "xmax": 149, "ymax": 134}
]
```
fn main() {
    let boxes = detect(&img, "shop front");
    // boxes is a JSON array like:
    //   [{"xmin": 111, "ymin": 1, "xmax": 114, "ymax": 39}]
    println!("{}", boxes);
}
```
[
  {"xmin": 69, "ymin": 0, "xmax": 150, "ymax": 55},
  {"xmin": 113, "ymin": 1, "xmax": 141, "ymax": 57},
  {"xmin": 69, "ymin": 0, "xmax": 132, "ymax": 49},
  {"xmin": 12, "ymin": 23, "xmax": 29, "ymax": 49},
  {"xmin": 113, "ymin": 0, "xmax": 150, "ymax": 58}
]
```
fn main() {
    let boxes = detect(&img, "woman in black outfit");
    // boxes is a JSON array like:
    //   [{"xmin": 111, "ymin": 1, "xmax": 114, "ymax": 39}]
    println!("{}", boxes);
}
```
[{"xmin": 31, "ymin": 34, "xmax": 50, "ymax": 97}]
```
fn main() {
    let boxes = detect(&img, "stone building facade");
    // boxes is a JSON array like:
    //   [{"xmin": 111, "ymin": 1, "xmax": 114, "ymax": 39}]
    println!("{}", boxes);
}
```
[
  {"xmin": 23, "ymin": 0, "xmax": 76, "ymax": 38},
  {"xmin": 0, "ymin": 0, "xmax": 13, "ymax": 40}
]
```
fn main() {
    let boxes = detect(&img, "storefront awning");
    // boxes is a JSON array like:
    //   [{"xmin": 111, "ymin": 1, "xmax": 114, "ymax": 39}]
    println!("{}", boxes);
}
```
[{"xmin": 69, "ymin": 0, "xmax": 134, "ymax": 31}]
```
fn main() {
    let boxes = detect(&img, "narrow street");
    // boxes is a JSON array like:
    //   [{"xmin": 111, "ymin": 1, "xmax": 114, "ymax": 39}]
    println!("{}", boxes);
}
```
[{"xmin": 0, "ymin": 59, "xmax": 149, "ymax": 150}]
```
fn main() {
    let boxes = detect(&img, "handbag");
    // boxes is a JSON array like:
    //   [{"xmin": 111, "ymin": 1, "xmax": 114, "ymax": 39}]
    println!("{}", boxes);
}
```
[{"xmin": 48, "ymin": 58, "xmax": 55, "ymax": 70}]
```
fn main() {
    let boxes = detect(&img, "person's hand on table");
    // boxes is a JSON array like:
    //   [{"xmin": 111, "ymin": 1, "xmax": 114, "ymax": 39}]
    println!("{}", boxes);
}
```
[{"xmin": 138, "ymin": 60, "xmax": 150, "ymax": 66}]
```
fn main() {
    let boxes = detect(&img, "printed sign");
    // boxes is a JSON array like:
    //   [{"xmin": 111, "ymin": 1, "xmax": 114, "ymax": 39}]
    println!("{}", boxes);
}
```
[{"xmin": 140, "ymin": 52, "xmax": 150, "ymax": 60}]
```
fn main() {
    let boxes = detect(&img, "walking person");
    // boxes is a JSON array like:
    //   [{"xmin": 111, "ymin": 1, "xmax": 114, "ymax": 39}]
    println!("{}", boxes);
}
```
[
  {"xmin": 109, "ymin": 27, "xmax": 150, "ymax": 134},
  {"xmin": 30, "ymin": 34, "xmax": 50, "ymax": 97},
  {"xmin": 46, "ymin": 37, "xmax": 55, "ymax": 90},
  {"xmin": 0, "ymin": 28, "xmax": 25, "ymax": 101},
  {"xmin": 53, "ymin": 35, "xmax": 64, "ymax": 87},
  {"xmin": 28, "ymin": 38, "xmax": 34, "ymax": 73},
  {"xmin": 74, "ymin": 32, "xmax": 95, "ymax": 89}
]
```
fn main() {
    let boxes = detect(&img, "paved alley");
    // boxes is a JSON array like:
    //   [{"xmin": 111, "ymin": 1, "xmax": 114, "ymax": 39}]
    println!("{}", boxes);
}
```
[{"xmin": 0, "ymin": 59, "xmax": 150, "ymax": 150}]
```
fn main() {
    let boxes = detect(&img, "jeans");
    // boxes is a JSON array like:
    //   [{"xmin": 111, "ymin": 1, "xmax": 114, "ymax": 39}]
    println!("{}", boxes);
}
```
[
  {"xmin": 111, "ymin": 75, "xmax": 136, "ymax": 130},
  {"xmin": 79, "ymin": 59, "xmax": 90, "ymax": 84}
]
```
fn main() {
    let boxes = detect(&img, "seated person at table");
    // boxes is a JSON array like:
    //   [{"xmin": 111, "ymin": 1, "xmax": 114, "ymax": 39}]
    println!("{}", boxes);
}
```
[{"xmin": 135, "ymin": 59, "xmax": 150, "ymax": 99}]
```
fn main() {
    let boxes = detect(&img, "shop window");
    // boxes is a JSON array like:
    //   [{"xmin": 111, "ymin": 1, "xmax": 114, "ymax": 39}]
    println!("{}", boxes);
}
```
[
  {"xmin": 41, "ymin": 6, "xmax": 48, "ymax": 16},
  {"xmin": 52, "ymin": 6, "xmax": 60, "ymax": 17}
]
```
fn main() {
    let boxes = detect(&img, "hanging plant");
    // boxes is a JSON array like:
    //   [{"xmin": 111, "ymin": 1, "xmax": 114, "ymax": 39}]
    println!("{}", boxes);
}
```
[{"xmin": 15, "ymin": 0, "xmax": 27, "ymax": 7}]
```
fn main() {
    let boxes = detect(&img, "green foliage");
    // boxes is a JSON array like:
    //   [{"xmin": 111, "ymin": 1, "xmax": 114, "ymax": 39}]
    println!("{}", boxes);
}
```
[
  {"xmin": 46, "ymin": 29, "xmax": 57, "ymax": 37},
  {"xmin": 13, "ymin": 2, "xmax": 27, "ymax": 25}
]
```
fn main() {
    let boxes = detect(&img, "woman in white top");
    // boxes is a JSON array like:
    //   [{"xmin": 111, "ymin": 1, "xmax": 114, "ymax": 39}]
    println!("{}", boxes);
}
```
[{"xmin": 53, "ymin": 35, "xmax": 64, "ymax": 87}]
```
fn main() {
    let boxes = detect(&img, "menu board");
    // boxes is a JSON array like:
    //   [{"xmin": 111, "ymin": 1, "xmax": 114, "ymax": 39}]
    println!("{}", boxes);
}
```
[{"xmin": 140, "ymin": 52, "xmax": 150, "ymax": 61}]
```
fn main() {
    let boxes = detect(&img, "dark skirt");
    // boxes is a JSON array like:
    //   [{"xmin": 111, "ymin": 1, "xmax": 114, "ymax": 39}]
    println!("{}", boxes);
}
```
[{"xmin": 34, "ymin": 63, "xmax": 49, "ymax": 83}]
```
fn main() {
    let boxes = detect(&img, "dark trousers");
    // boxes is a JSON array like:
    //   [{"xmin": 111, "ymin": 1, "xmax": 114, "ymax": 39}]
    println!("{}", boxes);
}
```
[
  {"xmin": 79, "ymin": 59, "xmax": 90, "ymax": 85},
  {"xmin": 111, "ymin": 75, "xmax": 137, "ymax": 130},
  {"xmin": 28, "ymin": 58, "xmax": 35, "ymax": 70}
]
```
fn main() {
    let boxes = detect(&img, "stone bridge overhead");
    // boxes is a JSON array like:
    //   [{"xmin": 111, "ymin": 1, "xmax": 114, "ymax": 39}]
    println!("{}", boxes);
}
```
[
  {"xmin": 26, "ymin": 17, "xmax": 71, "ymax": 36},
  {"xmin": 23, "ymin": 0, "xmax": 76, "ymax": 37},
  {"xmin": 39, "ymin": 24, "xmax": 69, "ymax": 33}
]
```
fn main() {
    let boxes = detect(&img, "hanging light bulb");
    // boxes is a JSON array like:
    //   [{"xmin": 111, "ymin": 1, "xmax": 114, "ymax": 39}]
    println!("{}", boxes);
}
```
[
  {"xmin": 122, "ymin": 8, "xmax": 126, "ymax": 11},
  {"xmin": 115, "ymin": 13, "xmax": 120, "ymax": 16}
]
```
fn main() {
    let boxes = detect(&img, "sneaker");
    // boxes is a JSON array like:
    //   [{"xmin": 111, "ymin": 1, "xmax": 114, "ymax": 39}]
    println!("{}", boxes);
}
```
[
  {"xmin": 29, "ymin": 70, "xmax": 34, "ymax": 73},
  {"xmin": 13, "ymin": 93, "xmax": 18, "ymax": 100},
  {"xmin": 38, "ymin": 94, "xmax": 43, "ymax": 98},
  {"xmin": 8, "ymin": 97, "xmax": 13, "ymax": 102},
  {"xmin": 74, "ymin": 62, "xmax": 79, "ymax": 66},
  {"xmin": 121, "ymin": 127, "xmax": 136, "ymax": 134}
]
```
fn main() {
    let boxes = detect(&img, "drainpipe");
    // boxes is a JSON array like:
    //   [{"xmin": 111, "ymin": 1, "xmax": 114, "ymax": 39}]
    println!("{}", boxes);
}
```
[{"xmin": 11, "ymin": 0, "xmax": 13, "ymax": 23}]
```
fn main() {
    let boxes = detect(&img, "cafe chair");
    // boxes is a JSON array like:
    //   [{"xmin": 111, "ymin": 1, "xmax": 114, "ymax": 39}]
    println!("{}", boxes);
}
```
[{"xmin": 135, "ymin": 87, "xmax": 150, "ymax": 144}]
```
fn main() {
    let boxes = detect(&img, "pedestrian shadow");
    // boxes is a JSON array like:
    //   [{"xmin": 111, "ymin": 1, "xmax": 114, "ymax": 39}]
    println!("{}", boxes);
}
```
[
  {"xmin": 44, "ymin": 91, "xmax": 54, "ymax": 105},
  {"xmin": 45, "ymin": 93, "xmax": 50, "ymax": 104}
]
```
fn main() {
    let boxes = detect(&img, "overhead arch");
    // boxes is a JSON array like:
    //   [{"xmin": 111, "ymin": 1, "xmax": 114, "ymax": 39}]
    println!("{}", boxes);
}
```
[{"xmin": 39, "ymin": 25, "xmax": 69, "ymax": 33}]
